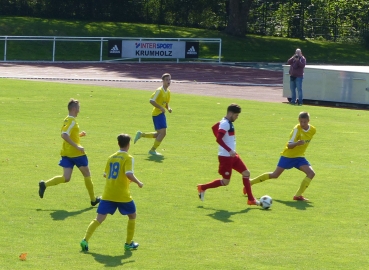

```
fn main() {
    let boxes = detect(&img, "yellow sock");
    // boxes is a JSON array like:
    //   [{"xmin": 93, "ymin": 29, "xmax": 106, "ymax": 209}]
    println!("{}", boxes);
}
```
[
  {"xmin": 126, "ymin": 219, "xmax": 136, "ymax": 244},
  {"xmin": 250, "ymin": 173, "xmax": 270, "ymax": 186},
  {"xmin": 45, "ymin": 176, "xmax": 65, "ymax": 187},
  {"xmin": 295, "ymin": 177, "xmax": 312, "ymax": 196},
  {"xmin": 150, "ymin": 140, "xmax": 161, "ymax": 151},
  {"xmin": 141, "ymin": 132, "xmax": 156, "ymax": 138},
  {"xmin": 84, "ymin": 219, "xmax": 101, "ymax": 242},
  {"xmin": 84, "ymin": 176, "xmax": 96, "ymax": 201}
]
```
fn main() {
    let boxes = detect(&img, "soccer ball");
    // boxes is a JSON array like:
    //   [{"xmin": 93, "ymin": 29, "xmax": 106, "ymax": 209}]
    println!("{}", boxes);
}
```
[{"xmin": 260, "ymin": 195, "xmax": 273, "ymax": 209}]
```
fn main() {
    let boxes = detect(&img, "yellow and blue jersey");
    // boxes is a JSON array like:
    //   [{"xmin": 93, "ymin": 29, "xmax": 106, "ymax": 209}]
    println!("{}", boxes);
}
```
[
  {"xmin": 60, "ymin": 116, "xmax": 83, "ymax": 157},
  {"xmin": 102, "ymin": 151, "xmax": 134, "ymax": 202},
  {"xmin": 150, "ymin": 86, "xmax": 170, "ymax": 116},
  {"xmin": 281, "ymin": 124, "xmax": 316, "ymax": 158}
]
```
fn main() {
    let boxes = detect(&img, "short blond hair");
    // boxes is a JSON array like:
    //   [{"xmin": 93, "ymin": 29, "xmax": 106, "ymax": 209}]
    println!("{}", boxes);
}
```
[
  {"xmin": 299, "ymin": 111, "xmax": 310, "ymax": 119},
  {"xmin": 68, "ymin": 98, "xmax": 79, "ymax": 111},
  {"xmin": 162, "ymin": 73, "xmax": 171, "ymax": 80}
]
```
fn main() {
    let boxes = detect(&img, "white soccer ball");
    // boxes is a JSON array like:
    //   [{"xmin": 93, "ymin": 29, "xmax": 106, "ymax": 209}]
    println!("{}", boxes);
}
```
[{"xmin": 260, "ymin": 195, "xmax": 273, "ymax": 209}]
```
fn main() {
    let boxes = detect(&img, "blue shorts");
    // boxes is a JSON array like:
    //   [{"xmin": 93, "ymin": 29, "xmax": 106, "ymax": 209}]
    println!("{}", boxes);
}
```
[
  {"xmin": 277, "ymin": 156, "xmax": 310, "ymax": 170},
  {"xmin": 152, "ymin": 113, "xmax": 167, "ymax": 130},
  {"xmin": 97, "ymin": 200, "xmax": 136, "ymax": 215},
  {"xmin": 59, "ymin": 155, "xmax": 88, "ymax": 168}
]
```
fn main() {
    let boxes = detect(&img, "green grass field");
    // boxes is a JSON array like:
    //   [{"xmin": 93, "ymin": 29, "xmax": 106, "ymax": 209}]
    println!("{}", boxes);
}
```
[
  {"xmin": 1, "ymin": 79, "xmax": 369, "ymax": 269},
  {"xmin": 1, "ymin": 16, "xmax": 369, "ymax": 64}
]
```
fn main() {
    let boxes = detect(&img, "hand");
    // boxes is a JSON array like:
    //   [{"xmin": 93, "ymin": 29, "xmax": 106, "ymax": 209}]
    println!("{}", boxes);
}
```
[
  {"xmin": 229, "ymin": 150, "xmax": 237, "ymax": 157},
  {"xmin": 168, "ymin": 107, "xmax": 172, "ymax": 113},
  {"xmin": 77, "ymin": 146, "xmax": 85, "ymax": 154},
  {"xmin": 296, "ymin": 140, "xmax": 305, "ymax": 146},
  {"xmin": 137, "ymin": 181, "xmax": 144, "ymax": 188},
  {"xmin": 160, "ymin": 107, "xmax": 166, "ymax": 113},
  {"xmin": 80, "ymin": 131, "xmax": 86, "ymax": 137}
]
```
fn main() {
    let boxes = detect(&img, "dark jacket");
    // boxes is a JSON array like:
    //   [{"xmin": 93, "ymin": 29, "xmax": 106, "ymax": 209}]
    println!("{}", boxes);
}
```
[{"xmin": 288, "ymin": 56, "xmax": 306, "ymax": 77}]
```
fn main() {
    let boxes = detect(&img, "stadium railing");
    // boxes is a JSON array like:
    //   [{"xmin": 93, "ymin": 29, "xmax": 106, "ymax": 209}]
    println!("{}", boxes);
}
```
[{"xmin": 0, "ymin": 36, "xmax": 222, "ymax": 63}]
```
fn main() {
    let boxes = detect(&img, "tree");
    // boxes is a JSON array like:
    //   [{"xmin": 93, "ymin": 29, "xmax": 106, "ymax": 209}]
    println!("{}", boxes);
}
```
[{"xmin": 226, "ymin": 0, "xmax": 255, "ymax": 36}]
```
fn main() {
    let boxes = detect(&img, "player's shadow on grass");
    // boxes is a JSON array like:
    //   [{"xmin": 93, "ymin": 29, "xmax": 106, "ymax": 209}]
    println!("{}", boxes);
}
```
[
  {"xmin": 36, "ymin": 207, "xmax": 93, "ymax": 220},
  {"xmin": 197, "ymin": 206, "xmax": 257, "ymax": 223},
  {"xmin": 85, "ymin": 251, "xmax": 134, "ymax": 267},
  {"xmin": 145, "ymin": 155, "xmax": 165, "ymax": 163},
  {"xmin": 273, "ymin": 199, "xmax": 313, "ymax": 210}
]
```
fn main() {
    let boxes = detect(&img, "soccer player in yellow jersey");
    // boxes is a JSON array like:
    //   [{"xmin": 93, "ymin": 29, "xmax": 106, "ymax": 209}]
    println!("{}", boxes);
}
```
[
  {"xmin": 134, "ymin": 73, "xmax": 172, "ymax": 156},
  {"xmin": 80, "ymin": 134, "xmax": 144, "ymax": 252},
  {"xmin": 38, "ymin": 99, "xmax": 100, "ymax": 206},
  {"xmin": 250, "ymin": 112, "xmax": 316, "ymax": 201}
]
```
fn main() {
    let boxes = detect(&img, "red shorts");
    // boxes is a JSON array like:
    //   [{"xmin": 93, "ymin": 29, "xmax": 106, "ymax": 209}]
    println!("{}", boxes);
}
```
[{"xmin": 218, "ymin": 154, "xmax": 247, "ymax": 179}]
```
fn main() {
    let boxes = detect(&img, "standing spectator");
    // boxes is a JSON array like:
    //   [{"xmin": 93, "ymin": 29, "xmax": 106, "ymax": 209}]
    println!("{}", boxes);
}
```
[{"xmin": 288, "ymin": 48, "xmax": 306, "ymax": 106}]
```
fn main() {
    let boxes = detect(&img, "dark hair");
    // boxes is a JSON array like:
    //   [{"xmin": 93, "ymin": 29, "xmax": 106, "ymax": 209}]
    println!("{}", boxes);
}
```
[
  {"xmin": 117, "ymin": 134, "xmax": 131, "ymax": 148},
  {"xmin": 227, "ymin": 103, "xmax": 241, "ymax": 114},
  {"xmin": 299, "ymin": 112, "xmax": 310, "ymax": 120},
  {"xmin": 162, "ymin": 73, "xmax": 171, "ymax": 80},
  {"xmin": 68, "ymin": 98, "xmax": 79, "ymax": 111}
]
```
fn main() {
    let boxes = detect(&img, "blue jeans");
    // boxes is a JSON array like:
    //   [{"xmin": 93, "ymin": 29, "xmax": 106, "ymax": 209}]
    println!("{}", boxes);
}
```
[{"xmin": 290, "ymin": 77, "xmax": 303, "ymax": 104}]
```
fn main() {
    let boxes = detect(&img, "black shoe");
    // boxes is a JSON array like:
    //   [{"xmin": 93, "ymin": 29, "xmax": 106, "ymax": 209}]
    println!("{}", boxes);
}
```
[
  {"xmin": 91, "ymin": 196, "xmax": 101, "ymax": 206},
  {"xmin": 39, "ymin": 181, "xmax": 46, "ymax": 198}
]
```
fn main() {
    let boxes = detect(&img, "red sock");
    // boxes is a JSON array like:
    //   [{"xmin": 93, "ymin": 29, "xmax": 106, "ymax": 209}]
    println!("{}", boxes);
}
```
[
  {"xmin": 243, "ymin": 177, "xmax": 255, "ymax": 201},
  {"xmin": 201, "ymin": 179, "xmax": 224, "ymax": 191}
]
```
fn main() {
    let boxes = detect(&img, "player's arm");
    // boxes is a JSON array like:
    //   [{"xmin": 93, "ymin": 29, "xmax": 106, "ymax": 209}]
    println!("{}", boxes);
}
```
[
  {"xmin": 216, "ymin": 130, "xmax": 236, "ymax": 156},
  {"xmin": 287, "ymin": 140, "xmax": 305, "ymax": 149},
  {"xmin": 126, "ymin": 173, "xmax": 144, "ymax": 188},
  {"xmin": 165, "ymin": 103, "xmax": 172, "ymax": 113},
  {"xmin": 61, "ymin": 133, "xmax": 85, "ymax": 153},
  {"xmin": 150, "ymin": 90, "xmax": 166, "ymax": 113},
  {"xmin": 287, "ymin": 128, "xmax": 304, "ymax": 149},
  {"xmin": 150, "ymin": 99, "xmax": 165, "ymax": 113}
]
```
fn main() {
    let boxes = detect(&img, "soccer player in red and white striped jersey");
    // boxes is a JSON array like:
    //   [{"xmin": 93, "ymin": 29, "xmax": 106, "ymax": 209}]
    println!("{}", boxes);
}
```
[{"xmin": 197, "ymin": 103, "xmax": 259, "ymax": 206}]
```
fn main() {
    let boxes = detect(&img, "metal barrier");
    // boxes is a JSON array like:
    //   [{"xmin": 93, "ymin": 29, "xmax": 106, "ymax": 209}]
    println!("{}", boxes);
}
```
[{"xmin": 0, "ymin": 36, "xmax": 222, "ymax": 63}]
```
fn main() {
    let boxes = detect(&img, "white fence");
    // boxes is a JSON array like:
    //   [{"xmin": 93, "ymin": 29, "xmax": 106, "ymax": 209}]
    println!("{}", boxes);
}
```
[{"xmin": 0, "ymin": 36, "xmax": 222, "ymax": 63}]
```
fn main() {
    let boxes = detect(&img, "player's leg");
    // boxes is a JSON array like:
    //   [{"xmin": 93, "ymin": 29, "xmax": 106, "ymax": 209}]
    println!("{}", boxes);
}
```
[
  {"xmin": 81, "ymin": 200, "xmax": 114, "ymax": 251},
  {"xmin": 149, "ymin": 127, "xmax": 166, "ymax": 155},
  {"xmin": 250, "ymin": 166, "xmax": 285, "ymax": 186},
  {"xmin": 117, "ymin": 201, "xmax": 139, "ymax": 250},
  {"xmin": 125, "ymin": 213, "xmax": 139, "ymax": 251},
  {"xmin": 149, "ymin": 114, "xmax": 167, "ymax": 155},
  {"xmin": 134, "ymin": 131, "xmax": 157, "ymax": 144},
  {"xmin": 134, "ymin": 113, "xmax": 164, "ymax": 144},
  {"xmin": 251, "ymin": 156, "xmax": 290, "ymax": 186},
  {"xmin": 294, "ymin": 163, "xmax": 315, "ymax": 201},
  {"xmin": 197, "ymin": 156, "xmax": 230, "ymax": 201},
  {"xmin": 233, "ymin": 155, "xmax": 258, "ymax": 205},
  {"xmin": 38, "ymin": 157, "xmax": 73, "ymax": 198},
  {"xmin": 78, "ymin": 156, "xmax": 100, "ymax": 206},
  {"xmin": 241, "ymin": 170, "xmax": 259, "ymax": 205},
  {"xmin": 80, "ymin": 214, "xmax": 107, "ymax": 251}
]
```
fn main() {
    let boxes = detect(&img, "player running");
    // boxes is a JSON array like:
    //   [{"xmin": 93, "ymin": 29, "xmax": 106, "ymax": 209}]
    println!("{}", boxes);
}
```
[
  {"xmin": 134, "ymin": 73, "xmax": 172, "ymax": 156},
  {"xmin": 197, "ymin": 103, "xmax": 259, "ymax": 206},
  {"xmin": 38, "ymin": 98, "xmax": 100, "ymax": 206}
]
